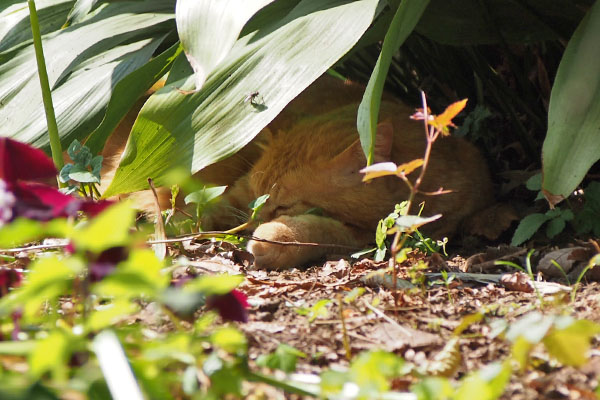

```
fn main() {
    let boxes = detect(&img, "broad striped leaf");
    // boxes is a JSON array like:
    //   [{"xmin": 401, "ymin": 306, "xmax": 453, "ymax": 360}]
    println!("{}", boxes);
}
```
[
  {"xmin": 105, "ymin": 0, "xmax": 380, "ymax": 196},
  {"xmin": 541, "ymin": 2, "xmax": 600, "ymax": 204}
]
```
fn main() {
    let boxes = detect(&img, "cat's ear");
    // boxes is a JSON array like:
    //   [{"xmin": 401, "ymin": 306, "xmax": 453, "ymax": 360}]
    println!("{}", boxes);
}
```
[{"xmin": 329, "ymin": 121, "xmax": 394, "ymax": 182}]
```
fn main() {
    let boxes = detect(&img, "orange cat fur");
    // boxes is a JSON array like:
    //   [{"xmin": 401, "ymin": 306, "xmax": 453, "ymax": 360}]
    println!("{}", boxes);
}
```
[{"xmin": 102, "ymin": 76, "xmax": 494, "ymax": 269}]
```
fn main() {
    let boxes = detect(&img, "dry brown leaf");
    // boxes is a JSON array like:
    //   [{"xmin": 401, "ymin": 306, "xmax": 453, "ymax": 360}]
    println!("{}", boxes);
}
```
[
  {"xmin": 500, "ymin": 272, "xmax": 534, "ymax": 293},
  {"xmin": 368, "ymin": 322, "xmax": 442, "ymax": 351},
  {"xmin": 537, "ymin": 247, "xmax": 595, "ymax": 278}
]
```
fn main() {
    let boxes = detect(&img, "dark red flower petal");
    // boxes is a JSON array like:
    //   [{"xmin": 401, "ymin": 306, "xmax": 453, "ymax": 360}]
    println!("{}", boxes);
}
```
[
  {"xmin": 206, "ymin": 289, "xmax": 248, "ymax": 323},
  {"xmin": 89, "ymin": 246, "xmax": 129, "ymax": 282},
  {"xmin": 79, "ymin": 199, "xmax": 115, "ymax": 217},
  {"xmin": 0, "ymin": 138, "xmax": 56, "ymax": 183},
  {"xmin": 0, "ymin": 268, "xmax": 23, "ymax": 297},
  {"xmin": 11, "ymin": 182, "xmax": 80, "ymax": 221}
]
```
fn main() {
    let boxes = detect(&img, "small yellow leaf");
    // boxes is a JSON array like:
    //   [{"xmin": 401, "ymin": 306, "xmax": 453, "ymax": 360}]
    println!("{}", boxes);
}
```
[
  {"xmin": 430, "ymin": 99, "xmax": 468, "ymax": 131},
  {"xmin": 396, "ymin": 158, "xmax": 424, "ymax": 176}
]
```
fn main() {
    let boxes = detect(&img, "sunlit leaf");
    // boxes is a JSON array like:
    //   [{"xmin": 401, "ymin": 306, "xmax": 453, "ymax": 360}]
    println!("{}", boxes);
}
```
[
  {"xmin": 185, "ymin": 274, "xmax": 244, "ymax": 295},
  {"xmin": 29, "ymin": 330, "xmax": 72, "ymax": 380},
  {"xmin": 349, "ymin": 350, "xmax": 403, "ymax": 396},
  {"xmin": 176, "ymin": 0, "xmax": 273, "ymax": 89},
  {"xmin": 360, "ymin": 162, "xmax": 398, "ymax": 181},
  {"xmin": 256, "ymin": 344, "xmax": 306, "ymax": 373},
  {"xmin": 0, "ymin": 1, "xmax": 175, "ymax": 149},
  {"xmin": 184, "ymin": 186, "xmax": 227, "ymax": 206},
  {"xmin": 86, "ymin": 299, "xmax": 139, "ymax": 333},
  {"xmin": 394, "ymin": 214, "xmax": 441, "ymax": 233},
  {"xmin": 543, "ymin": 318, "xmax": 600, "ymax": 367},
  {"xmin": 541, "ymin": 2, "xmax": 600, "ymax": 203},
  {"xmin": 430, "ymin": 98, "xmax": 468, "ymax": 131},
  {"xmin": 72, "ymin": 201, "xmax": 136, "ymax": 253},
  {"xmin": 0, "ymin": 256, "xmax": 81, "ymax": 319},
  {"xmin": 361, "ymin": 159, "xmax": 424, "ymax": 181},
  {"xmin": 105, "ymin": 0, "xmax": 380, "ymax": 196},
  {"xmin": 211, "ymin": 326, "xmax": 247, "ymax": 355},
  {"xmin": 93, "ymin": 249, "xmax": 167, "ymax": 298}
]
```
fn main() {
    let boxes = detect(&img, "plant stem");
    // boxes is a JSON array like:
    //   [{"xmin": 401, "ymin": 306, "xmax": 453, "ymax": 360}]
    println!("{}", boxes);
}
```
[{"xmin": 28, "ymin": 0, "xmax": 64, "ymax": 185}]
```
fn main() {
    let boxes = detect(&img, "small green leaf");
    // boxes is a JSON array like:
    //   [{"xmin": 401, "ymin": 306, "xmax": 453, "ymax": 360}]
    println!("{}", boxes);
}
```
[
  {"xmin": 343, "ymin": 287, "xmax": 365, "ymax": 304},
  {"xmin": 411, "ymin": 377, "xmax": 454, "ymax": 400},
  {"xmin": 185, "ymin": 274, "xmax": 245, "ymax": 295},
  {"xmin": 545, "ymin": 216, "xmax": 566, "ymax": 238},
  {"xmin": 394, "ymin": 214, "xmax": 442, "ymax": 233},
  {"xmin": 0, "ymin": 257, "xmax": 80, "ymax": 319},
  {"xmin": 350, "ymin": 350, "xmax": 404, "ymax": 396},
  {"xmin": 249, "ymin": 194, "xmax": 270, "ymax": 220},
  {"xmin": 543, "ymin": 318, "xmax": 600, "ymax": 367},
  {"xmin": 93, "ymin": 249, "xmax": 167, "ymax": 298},
  {"xmin": 248, "ymin": 194, "xmax": 270, "ymax": 211},
  {"xmin": 86, "ymin": 299, "xmax": 139, "ymax": 333},
  {"xmin": 67, "ymin": 139, "xmax": 82, "ymax": 160},
  {"xmin": 68, "ymin": 165, "xmax": 99, "ymax": 183},
  {"xmin": 320, "ymin": 370, "xmax": 348, "ymax": 397},
  {"xmin": 375, "ymin": 219, "xmax": 387, "ymax": 248},
  {"xmin": 511, "ymin": 213, "xmax": 550, "ymax": 246},
  {"xmin": 256, "ymin": 344, "xmax": 306, "ymax": 373},
  {"xmin": 59, "ymin": 164, "xmax": 74, "ymax": 183},
  {"xmin": 525, "ymin": 173, "xmax": 542, "ymax": 191},
  {"xmin": 72, "ymin": 201, "xmax": 136, "ymax": 253},
  {"xmin": 184, "ymin": 186, "xmax": 227, "ymax": 205},
  {"xmin": 0, "ymin": 218, "xmax": 43, "ymax": 248},
  {"xmin": 211, "ymin": 327, "xmax": 247, "ymax": 355},
  {"xmin": 29, "ymin": 331, "xmax": 72, "ymax": 380},
  {"xmin": 90, "ymin": 155, "xmax": 103, "ymax": 178},
  {"xmin": 297, "ymin": 299, "xmax": 331, "ymax": 323}
]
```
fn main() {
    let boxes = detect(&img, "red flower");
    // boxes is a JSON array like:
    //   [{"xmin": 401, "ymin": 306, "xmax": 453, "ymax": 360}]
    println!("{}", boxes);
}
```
[
  {"xmin": 89, "ymin": 246, "xmax": 129, "ymax": 282},
  {"xmin": 206, "ymin": 289, "xmax": 249, "ymax": 323},
  {"xmin": 0, "ymin": 267, "xmax": 23, "ymax": 298},
  {"xmin": 0, "ymin": 138, "xmax": 111, "ymax": 225}
]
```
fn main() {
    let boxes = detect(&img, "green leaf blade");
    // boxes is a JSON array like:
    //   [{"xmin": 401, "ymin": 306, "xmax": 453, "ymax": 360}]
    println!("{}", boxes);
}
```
[
  {"xmin": 541, "ymin": 2, "xmax": 600, "ymax": 202},
  {"xmin": 105, "ymin": 0, "xmax": 380, "ymax": 196}
]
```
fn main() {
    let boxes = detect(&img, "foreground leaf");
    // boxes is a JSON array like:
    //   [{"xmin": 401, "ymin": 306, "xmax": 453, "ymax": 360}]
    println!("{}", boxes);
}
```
[{"xmin": 541, "ymin": 2, "xmax": 600, "ymax": 203}]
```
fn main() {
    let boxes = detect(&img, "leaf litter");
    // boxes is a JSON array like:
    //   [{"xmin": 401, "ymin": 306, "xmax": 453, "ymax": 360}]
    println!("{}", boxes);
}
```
[{"xmin": 161, "ymin": 237, "xmax": 600, "ymax": 399}]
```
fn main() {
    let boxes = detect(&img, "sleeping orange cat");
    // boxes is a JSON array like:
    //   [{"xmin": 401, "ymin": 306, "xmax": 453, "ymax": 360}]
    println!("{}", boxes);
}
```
[{"xmin": 101, "ymin": 75, "xmax": 494, "ymax": 269}]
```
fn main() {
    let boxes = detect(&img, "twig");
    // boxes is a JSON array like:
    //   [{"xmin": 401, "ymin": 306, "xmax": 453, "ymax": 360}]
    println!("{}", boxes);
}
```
[
  {"xmin": 0, "ymin": 231, "xmax": 362, "ymax": 253},
  {"xmin": 362, "ymin": 298, "xmax": 411, "ymax": 336}
]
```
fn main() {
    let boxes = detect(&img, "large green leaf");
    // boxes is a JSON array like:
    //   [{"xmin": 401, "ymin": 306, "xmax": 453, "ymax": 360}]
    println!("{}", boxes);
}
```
[
  {"xmin": 0, "ymin": 0, "xmax": 175, "ymax": 149},
  {"xmin": 84, "ymin": 43, "xmax": 182, "ymax": 154},
  {"xmin": 0, "ymin": 0, "xmax": 74, "ymax": 52},
  {"xmin": 357, "ymin": 0, "xmax": 429, "ymax": 164},
  {"xmin": 105, "ymin": 0, "xmax": 380, "ymax": 196},
  {"xmin": 541, "ymin": 1, "xmax": 600, "ymax": 203},
  {"xmin": 176, "ymin": 0, "xmax": 273, "ymax": 89}
]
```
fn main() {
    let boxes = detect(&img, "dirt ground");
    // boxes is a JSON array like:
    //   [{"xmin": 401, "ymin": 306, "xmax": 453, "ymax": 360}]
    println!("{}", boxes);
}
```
[{"xmin": 176, "ymin": 238, "xmax": 600, "ymax": 399}]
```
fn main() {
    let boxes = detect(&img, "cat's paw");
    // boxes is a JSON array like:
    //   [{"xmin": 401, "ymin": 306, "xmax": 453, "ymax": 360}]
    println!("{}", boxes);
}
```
[{"xmin": 247, "ymin": 220, "xmax": 303, "ymax": 269}]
